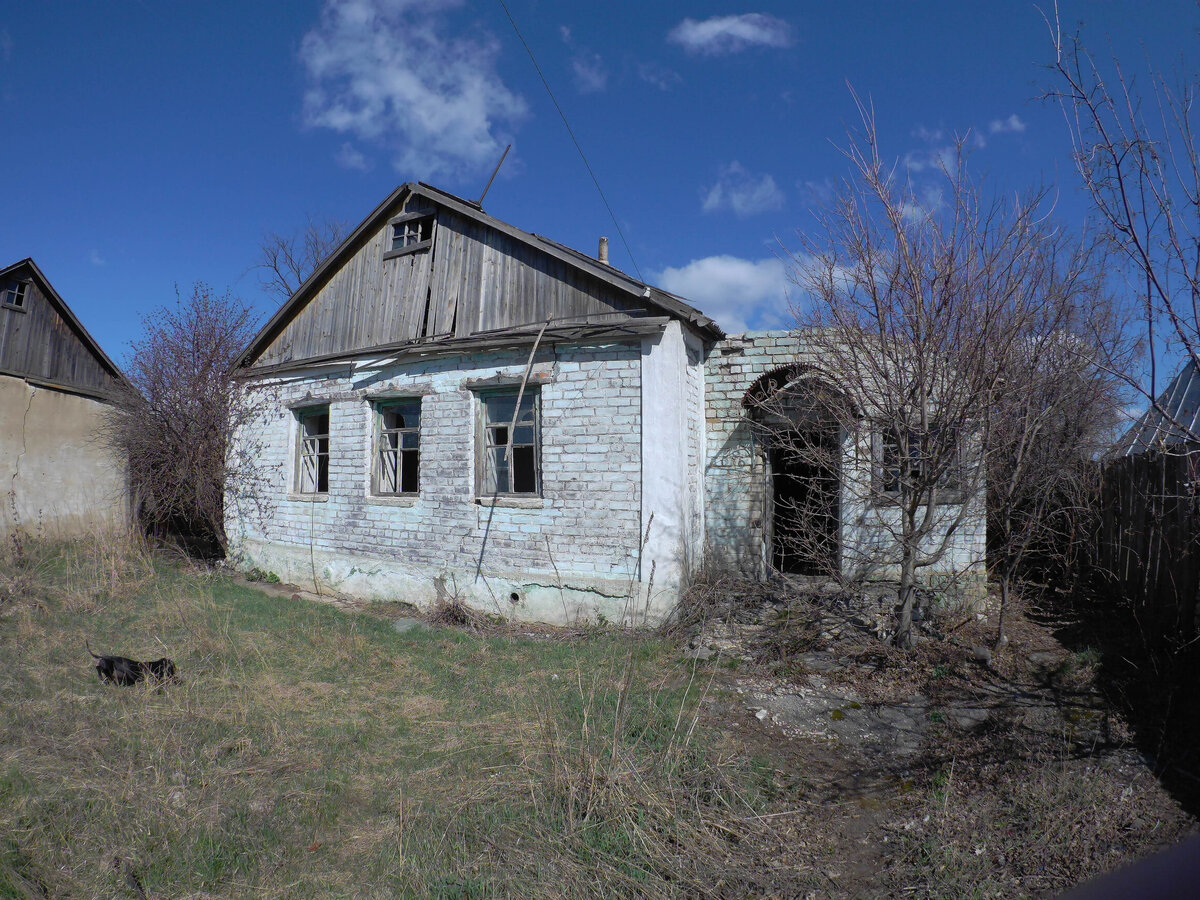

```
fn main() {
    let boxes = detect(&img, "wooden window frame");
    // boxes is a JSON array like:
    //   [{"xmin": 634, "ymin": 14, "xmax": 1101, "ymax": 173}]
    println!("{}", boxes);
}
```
[
  {"xmin": 476, "ymin": 387, "xmax": 541, "ymax": 499},
  {"xmin": 872, "ymin": 426, "xmax": 965, "ymax": 506},
  {"xmin": 373, "ymin": 397, "xmax": 421, "ymax": 497},
  {"xmin": 383, "ymin": 209, "xmax": 436, "ymax": 260},
  {"xmin": 295, "ymin": 406, "xmax": 331, "ymax": 495},
  {"xmin": 2, "ymin": 280, "xmax": 29, "ymax": 312}
]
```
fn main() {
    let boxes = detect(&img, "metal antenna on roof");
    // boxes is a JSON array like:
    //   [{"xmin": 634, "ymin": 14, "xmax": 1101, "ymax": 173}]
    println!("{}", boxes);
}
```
[{"xmin": 476, "ymin": 144, "xmax": 511, "ymax": 207}]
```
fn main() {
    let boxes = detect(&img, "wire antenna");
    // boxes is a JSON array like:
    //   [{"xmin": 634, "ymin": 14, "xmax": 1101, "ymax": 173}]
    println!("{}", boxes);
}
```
[
  {"xmin": 496, "ymin": 0, "xmax": 643, "ymax": 281},
  {"xmin": 477, "ymin": 143, "xmax": 511, "ymax": 207}
]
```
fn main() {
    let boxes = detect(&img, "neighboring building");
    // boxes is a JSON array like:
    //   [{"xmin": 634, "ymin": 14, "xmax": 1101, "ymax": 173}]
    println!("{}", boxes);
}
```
[
  {"xmin": 227, "ymin": 183, "xmax": 984, "ymax": 623},
  {"xmin": 1113, "ymin": 358, "xmax": 1200, "ymax": 456},
  {"xmin": 0, "ymin": 259, "xmax": 129, "ymax": 537}
]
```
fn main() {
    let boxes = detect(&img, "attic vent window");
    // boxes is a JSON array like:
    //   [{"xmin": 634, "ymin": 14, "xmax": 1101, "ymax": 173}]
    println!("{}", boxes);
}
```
[
  {"xmin": 384, "ymin": 210, "xmax": 435, "ymax": 259},
  {"xmin": 3, "ymin": 281, "xmax": 28, "ymax": 311}
]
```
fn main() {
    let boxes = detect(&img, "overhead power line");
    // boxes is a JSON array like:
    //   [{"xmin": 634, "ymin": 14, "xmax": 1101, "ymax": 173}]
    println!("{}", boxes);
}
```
[{"xmin": 496, "ymin": 0, "xmax": 644, "ymax": 282}]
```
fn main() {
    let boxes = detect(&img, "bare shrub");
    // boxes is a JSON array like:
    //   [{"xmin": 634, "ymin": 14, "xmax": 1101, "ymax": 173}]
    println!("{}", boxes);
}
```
[{"xmin": 104, "ymin": 284, "xmax": 264, "ymax": 556}]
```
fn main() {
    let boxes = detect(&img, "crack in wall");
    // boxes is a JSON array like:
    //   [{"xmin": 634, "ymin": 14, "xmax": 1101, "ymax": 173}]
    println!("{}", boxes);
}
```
[{"xmin": 8, "ymin": 383, "xmax": 35, "ymax": 529}]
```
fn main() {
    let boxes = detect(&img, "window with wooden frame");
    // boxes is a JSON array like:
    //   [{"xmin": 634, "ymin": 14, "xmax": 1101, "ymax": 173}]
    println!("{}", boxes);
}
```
[
  {"xmin": 374, "ymin": 398, "xmax": 421, "ymax": 495},
  {"xmin": 2, "ymin": 281, "xmax": 28, "ymax": 311},
  {"xmin": 872, "ymin": 426, "xmax": 964, "ymax": 502},
  {"xmin": 296, "ymin": 407, "xmax": 330, "ymax": 494},
  {"xmin": 384, "ymin": 209, "xmax": 435, "ymax": 258},
  {"xmin": 478, "ymin": 388, "xmax": 540, "ymax": 496}
]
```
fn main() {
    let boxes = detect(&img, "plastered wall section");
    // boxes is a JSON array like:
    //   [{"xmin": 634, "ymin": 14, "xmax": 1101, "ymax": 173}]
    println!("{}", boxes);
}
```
[
  {"xmin": 0, "ymin": 374, "xmax": 128, "ymax": 537},
  {"xmin": 637, "ymin": 321, "xmax": 708, "ymax": 613},
  {"xmin": 226, "ymin": 342, "xmax": 653, "ymax": 623},
  {"xmin": 703, "ymin": 331, "xmax": 986, "ymax": 583}
]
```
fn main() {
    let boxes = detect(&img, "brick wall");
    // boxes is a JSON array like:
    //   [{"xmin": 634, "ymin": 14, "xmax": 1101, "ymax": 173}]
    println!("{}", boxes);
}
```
[
  {"xmin": 703, "ymin": 330, "xmax": 986, "ymax": 584},
  {"xmin": 227, "ymin": 341, "xmax": 647, "ymax": 622}
]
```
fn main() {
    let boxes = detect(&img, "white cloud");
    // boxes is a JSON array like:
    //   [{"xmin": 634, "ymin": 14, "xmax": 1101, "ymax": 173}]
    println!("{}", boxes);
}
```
[
  {"xmin": 989, "ymin": 113, "xmax": 1027, "ymax": 134},
  {"xmin": 900, "ymin": 185, "xmax": 945, "ymax": 221},
  {"xmin": 667, "ymin": 13, "xmax": 792, "ymax": 55},
  {"xmin": 335, "ymin": 141, "xmax": 370, "ymax": 170},
  {"xmin": 88, "ymin": 249, "xmax": 105, "ymax": 267},
  {"xmin": 703, "ymin": 162, "xmax": 785, "ymax": 217},
  {"xmin": 300, "ymin": 0, "xmax": 527, "ymax": 181},
  {"xmin": 655, "ymin": 255, "xmax": 789, "ymax": 333},
  {"xmin": 903, "ymin": 144, "xmax": 959, "ymax": 174},
  {"xmin": 572, "ymin": 52, "xmax": 607, "ymax": 93},
  {"xmin": 637, "ymin": 61, "xmax": 681, "ymax": 91},
  {"xmin": 799, "ymin": 177, "xmax": 835, "ymax": 206}
]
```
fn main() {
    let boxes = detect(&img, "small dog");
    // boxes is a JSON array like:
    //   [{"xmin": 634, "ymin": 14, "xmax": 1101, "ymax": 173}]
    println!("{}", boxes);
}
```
[{"xmin": 87, "ymin": 642, "xmax": 178, "ymax": 687}]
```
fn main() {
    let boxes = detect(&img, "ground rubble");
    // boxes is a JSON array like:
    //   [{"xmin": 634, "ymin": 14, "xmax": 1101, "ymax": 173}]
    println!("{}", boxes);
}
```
[{"xmin": 679, "ymin": 576, "xmax": 1194, "ymax": 898}]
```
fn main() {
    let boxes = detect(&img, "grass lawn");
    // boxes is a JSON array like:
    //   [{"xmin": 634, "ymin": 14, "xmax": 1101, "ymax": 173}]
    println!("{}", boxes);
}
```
[{"xmin": 0, "ymin": 537, "xmax": 793, "ymax": 900}]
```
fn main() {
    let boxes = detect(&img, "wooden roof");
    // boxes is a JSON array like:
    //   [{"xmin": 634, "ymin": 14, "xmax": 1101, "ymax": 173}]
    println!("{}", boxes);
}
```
[
  {"xmin": 0, "ymin": 258, "xmax": 127, "ymax": 399},
  {"xmin": 236, "ymin": 183, "xmax": 722, "ymax": 371}
]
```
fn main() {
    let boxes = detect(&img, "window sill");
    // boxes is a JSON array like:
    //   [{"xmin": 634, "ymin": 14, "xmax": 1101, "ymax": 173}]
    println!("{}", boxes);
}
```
[
  {"xmin": 872, "ymin": 492, "xmax": 965, "ymax": 509},
  {"xmin": 366, "ymin": 495, "xmax": 419, "ymax": 507},
  {"xmin": 1, "ymin": 302, "xmax": 26, "ymax": 314},
  {"xmin": 287, "ymin": 493, "xmax": 329, "ymax": 503},
  {"xmin": 476, "ymin": 496, "xmax": 545, "ymax": 509},
  {"xmin": 382, "ymin": 241, "xmax": 431, "ymax": 260}
]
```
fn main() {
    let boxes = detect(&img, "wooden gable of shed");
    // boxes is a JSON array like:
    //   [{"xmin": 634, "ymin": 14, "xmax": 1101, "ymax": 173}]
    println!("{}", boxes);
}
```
[{"xmin": 0, "ymin": 259, "xmax": 125, "ymax": 398}]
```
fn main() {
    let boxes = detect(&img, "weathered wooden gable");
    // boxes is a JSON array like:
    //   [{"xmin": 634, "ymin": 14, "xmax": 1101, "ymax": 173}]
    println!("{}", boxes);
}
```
[
  {"xmin": 249, "ymin": 187, "xmax": 650, "ymax": 369},
  {"xmin": 0, "ymin": 260, "xmax": 121, "ymax": 395}
]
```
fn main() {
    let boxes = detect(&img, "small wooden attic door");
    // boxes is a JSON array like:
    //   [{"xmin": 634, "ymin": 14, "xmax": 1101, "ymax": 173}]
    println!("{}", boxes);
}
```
[{"xmin": 745, "ymin": 366, "xmax": 846, "ymax": 576}]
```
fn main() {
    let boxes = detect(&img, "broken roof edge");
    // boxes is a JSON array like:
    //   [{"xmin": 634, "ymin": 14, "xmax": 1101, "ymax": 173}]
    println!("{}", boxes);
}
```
[
  {"xmin": 0, "ymin": 257, "xmax": 128, "ymax": 388},
  {"xmin": 234, "ymin": 182, "xmax": 723, "ymax": 369},
  {"xmin": 235, "ymin": 316, "xmax": 673, "ymax": 381}
]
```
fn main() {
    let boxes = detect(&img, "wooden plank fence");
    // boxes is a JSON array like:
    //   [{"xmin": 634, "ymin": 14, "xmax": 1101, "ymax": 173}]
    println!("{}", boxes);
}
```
[{"xmin": 1094, "ymin": 450, "xmax": 1200, "ymax": 644}]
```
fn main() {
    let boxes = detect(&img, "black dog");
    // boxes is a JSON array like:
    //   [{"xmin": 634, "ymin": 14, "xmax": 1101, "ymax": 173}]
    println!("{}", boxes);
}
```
[{"xmin": 87, "ymin": 642, "xmax": 178, "ymax": 687}]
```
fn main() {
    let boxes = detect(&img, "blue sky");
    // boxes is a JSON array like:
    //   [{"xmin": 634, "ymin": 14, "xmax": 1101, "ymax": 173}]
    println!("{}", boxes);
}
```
[{"xmin": 1, "ymin": 1, "xmax": 1195, "ymax": 365}]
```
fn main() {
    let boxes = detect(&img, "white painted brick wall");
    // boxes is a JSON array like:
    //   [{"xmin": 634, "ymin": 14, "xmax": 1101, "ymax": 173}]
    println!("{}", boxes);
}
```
[
  {"xmin": 703, "ymin": 330, "xmax": 986, "ymax": 584},
  {"xmin": 227, "ymin": 342, "xmax": 646, "ymax": 620}
]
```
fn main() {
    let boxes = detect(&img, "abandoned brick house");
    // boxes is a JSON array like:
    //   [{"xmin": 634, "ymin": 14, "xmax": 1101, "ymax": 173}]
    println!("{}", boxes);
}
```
[
  {"xmin": 227, "ymin": 183, "xmax": 984, "ymax": 623},
  {"xmin": 0, "ymin": 258, "xmax": 129, "ymax": 537}
]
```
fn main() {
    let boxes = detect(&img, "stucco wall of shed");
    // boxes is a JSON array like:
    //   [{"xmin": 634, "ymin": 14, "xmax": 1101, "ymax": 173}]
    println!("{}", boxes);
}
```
[
  {"xmin": 0, "ymin": 374, "xmax": 128, "ymax": 536},
  {"xmin": 227, "ymin": 339, "xmax": 699, "ymax": 624},
  {"xmin": 703, "ymin": 331, "xmax": 986, "ymax": 585}
]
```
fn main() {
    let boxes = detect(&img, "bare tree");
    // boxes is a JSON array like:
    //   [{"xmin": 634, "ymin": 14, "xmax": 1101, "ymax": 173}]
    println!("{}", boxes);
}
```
[
  {"xmin": 774, "ymin": 107, "xmax": 1104, "ymax": 649},
  {"xmin": 1049, "ymin": 11, "xmax": 1200, "ymax": 438},
  {"xmin": 258, "ymin": 216, "xmax": 349, "ymax": 303},
  {"xmin": 105, "ymin": 284, "xmax": 262, "ymax": 555}
]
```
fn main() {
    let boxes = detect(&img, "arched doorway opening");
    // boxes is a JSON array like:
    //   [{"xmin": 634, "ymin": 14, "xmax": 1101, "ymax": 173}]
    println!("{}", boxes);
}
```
[{"xmin": 744, "ymin": 366, "xmax": 846, "ymax": 576}]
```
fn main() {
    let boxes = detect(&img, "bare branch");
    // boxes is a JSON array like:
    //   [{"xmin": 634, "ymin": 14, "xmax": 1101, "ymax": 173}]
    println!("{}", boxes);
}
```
[{"xmin": 257, "ymin": 217, "xmax": 349, "ymax": 304}]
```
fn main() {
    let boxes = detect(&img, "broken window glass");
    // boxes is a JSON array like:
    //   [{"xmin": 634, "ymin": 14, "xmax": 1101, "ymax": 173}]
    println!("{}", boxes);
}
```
[
  {"xmin": 376, "ymin": 398, "xmax": 421, "ymax": 495},
  {"xmin": 480, "ymin": 389, "xmax": 539, "ymax": 495},
  {"xmin": 297, "ymin": 408, "xmax": 330, "ymax": 494}
]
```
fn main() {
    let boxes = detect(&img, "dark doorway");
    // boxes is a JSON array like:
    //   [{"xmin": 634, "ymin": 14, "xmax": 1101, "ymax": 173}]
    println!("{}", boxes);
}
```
[{"xmin": 769, "ymin": 429, "xmax": 841, "ymax": 575}]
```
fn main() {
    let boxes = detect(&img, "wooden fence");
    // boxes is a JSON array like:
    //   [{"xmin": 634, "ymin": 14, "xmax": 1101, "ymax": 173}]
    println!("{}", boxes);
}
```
[{"xmin": 1094, "ymin": 450, "xmax": 1200, "ymax": 644}]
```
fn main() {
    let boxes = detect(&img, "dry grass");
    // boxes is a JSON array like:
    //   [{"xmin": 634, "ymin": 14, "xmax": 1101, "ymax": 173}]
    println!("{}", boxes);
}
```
[{"xmin": 0, "ymin": 535, "xmax": 815, "ymax": 899}]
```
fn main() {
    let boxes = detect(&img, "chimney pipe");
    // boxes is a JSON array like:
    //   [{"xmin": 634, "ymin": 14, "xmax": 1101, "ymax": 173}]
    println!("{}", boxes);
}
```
[{"xmin": 598, "ymin": 236, "xmax": 609, "ymax": 265}]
